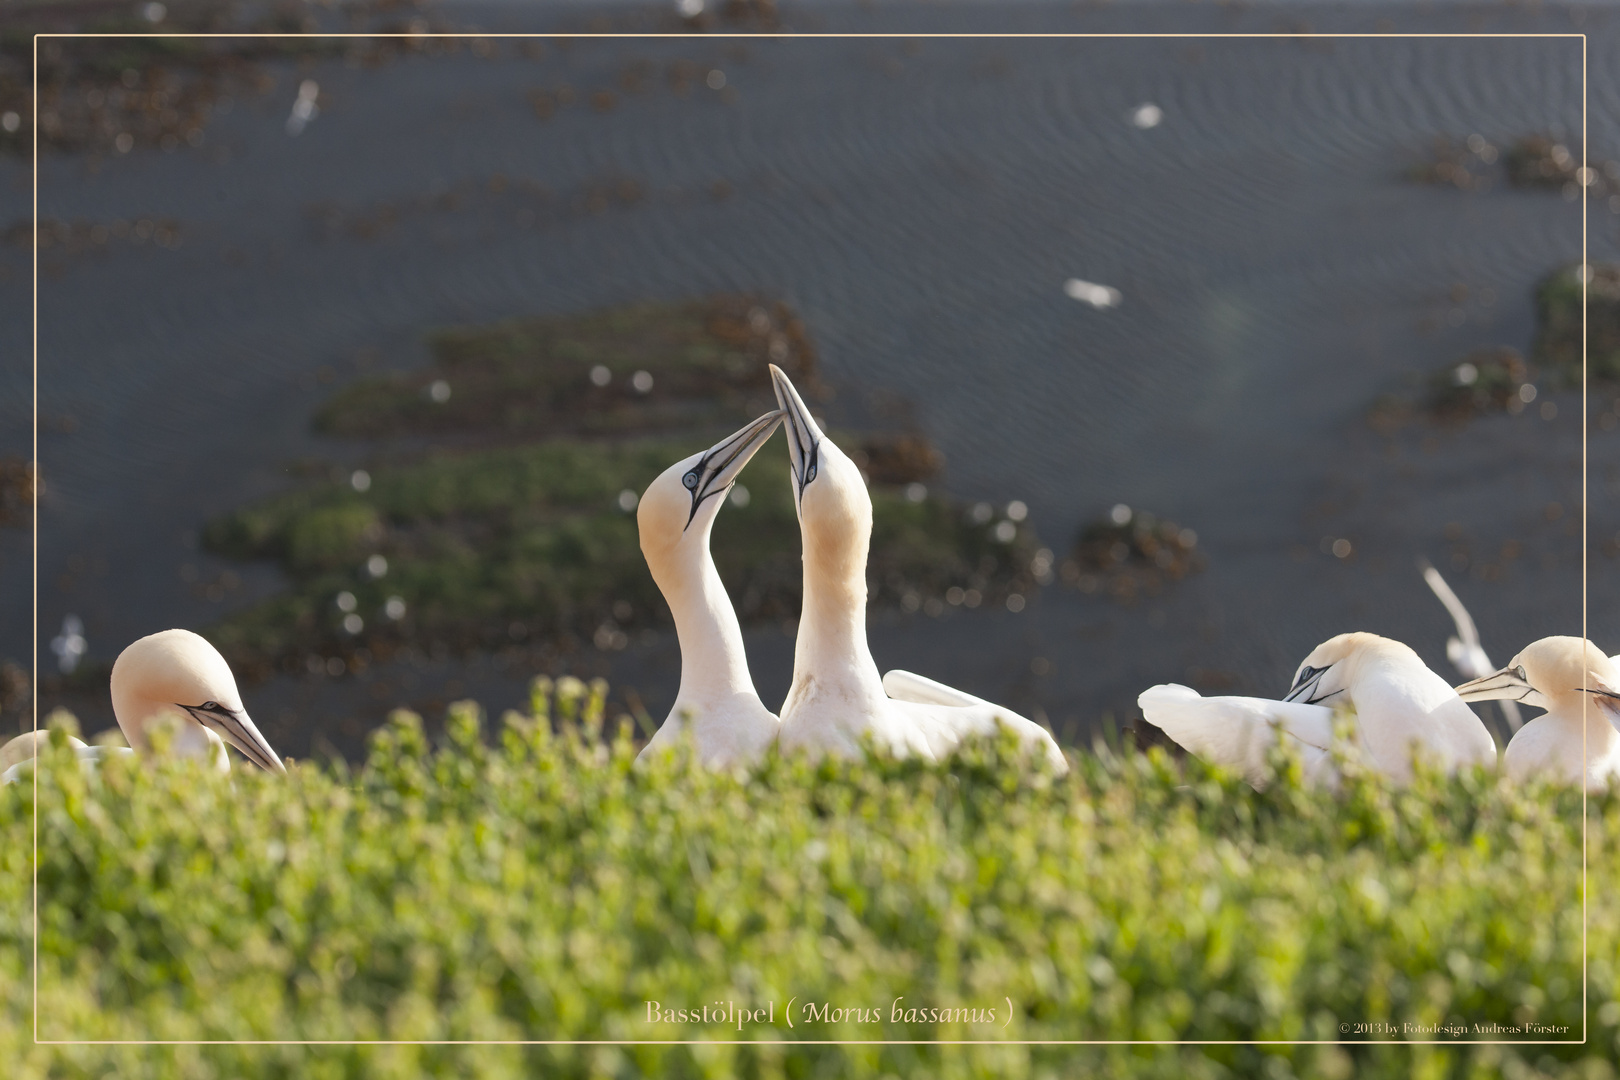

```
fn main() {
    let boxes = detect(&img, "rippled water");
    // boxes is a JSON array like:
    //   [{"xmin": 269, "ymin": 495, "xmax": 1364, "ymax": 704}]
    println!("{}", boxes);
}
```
[{"xmin": 5, "ymin": 2, "xmax": 1618, "ymax": 756}]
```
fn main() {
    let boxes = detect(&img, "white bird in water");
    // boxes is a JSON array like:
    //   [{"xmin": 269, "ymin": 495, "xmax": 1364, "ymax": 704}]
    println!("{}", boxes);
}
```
[
  {"xmin": 1139, "ymin": 632, "xmax": 1496, "ymax": 788},
  {"xmin": 635, "ymin": 411, "xmax": 785, "ymax": 767},
  {"xmin": 1063, "ymin": 278, "xmax": 1122, "ymax": 310},
  {"xmin": 768, "ymin": 365, "xmax": 1066, "ymax": 772},
  {"xmin": 1454, "ymin": 636, "xmax": 1620, "ymax": 791},
  {"xmin": 3, "ymin": 629, "xmax": 284, "ymax": 783},
  {"xmin": 1418, "ymin": 559, "xmax": 1521, "ymax": 733}
]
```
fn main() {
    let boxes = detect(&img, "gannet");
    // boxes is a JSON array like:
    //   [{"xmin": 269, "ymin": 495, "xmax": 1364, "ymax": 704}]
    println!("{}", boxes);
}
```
[
  {"xmin": 1139, "ymin": 632, "xmax": 1496, "ymax": 788},
  {"xmin": 768, "ymin": 365, "xmax": 1066, "ymax": 771},
  {"xmin": 635, "ymin": 411, "xmax": 785, "ymax": 766},
  {"xmin": 110, "ymin": 629, "xmax": 284, "ymax": 773},
  {"xmin": 2, "ymin": 629, "xmax": 283, "ymax": 783},
  {"xmin": 1454, "ymin": 636, "xmax": 1620, "ymax": 790},
  {"xmin": 1419, "ymin": 559, "xmax": 1521, "ymax": 732}
]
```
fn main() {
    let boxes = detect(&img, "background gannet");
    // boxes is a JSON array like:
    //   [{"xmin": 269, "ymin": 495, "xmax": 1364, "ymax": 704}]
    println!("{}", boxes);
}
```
[
  {"xmin": 635, "ymin": 411, "xmax": 785, "ymax": 766},
  {"xmin": 769, "ymin": 365, "xmax": 1065, "ymax": 771},
  {"xmin": 1454, "ymin": 636, "xmax": 1620, "ymax": 790},
  {"xmin": 110, "ymin": 629, "xmax": 285, "ymax": 773},
  {"xmin": 1140, "ymin": 632, "xmax": 1496, "ymax": 787},
  {"xmin": 3, "ymin": 629, "xmax": 283, "ymax": 782}
]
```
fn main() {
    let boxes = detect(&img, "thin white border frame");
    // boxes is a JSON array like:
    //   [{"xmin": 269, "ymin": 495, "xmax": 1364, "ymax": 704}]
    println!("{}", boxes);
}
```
[{"xmin": 31, "ymin": 25, "xmax": 1587, "ymax": 1049}]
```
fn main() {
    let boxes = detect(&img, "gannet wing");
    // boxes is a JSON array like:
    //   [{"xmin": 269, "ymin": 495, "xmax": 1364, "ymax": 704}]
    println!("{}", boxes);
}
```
[
  {"xmin": 882, "ymin": 669, "xmax": 992, "ymax": 710},
  {"xmin": 888, "ymin": 698, "xmax": 1068, "ymax": 774},
  {"xmin": 1421, "ymin": 560, "xmax": 1481, "ymax": 654},
  {"xmin": 1137, "ymin": 684, "xmax": 1339, "ymax": 788},
  {"xmin": 1420, "ymin": 560, "xmax": 1522, "ymax": 732}
]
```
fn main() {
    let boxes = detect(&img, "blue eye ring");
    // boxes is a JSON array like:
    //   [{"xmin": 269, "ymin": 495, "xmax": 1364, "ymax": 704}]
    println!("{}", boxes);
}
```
[{"xmin": 682, "ymin": 470, "xmax": 700, "ymax": 490}]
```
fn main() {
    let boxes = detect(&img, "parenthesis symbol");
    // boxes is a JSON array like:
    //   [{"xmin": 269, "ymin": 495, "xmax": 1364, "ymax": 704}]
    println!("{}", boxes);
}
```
[
  {"xmin": 786, "ymin": 996, "xmax": 796, "ymax": 1029},
  {"xmin": 1004, "ymin": 997, "xmax": 1013, "ymax": 1029}
]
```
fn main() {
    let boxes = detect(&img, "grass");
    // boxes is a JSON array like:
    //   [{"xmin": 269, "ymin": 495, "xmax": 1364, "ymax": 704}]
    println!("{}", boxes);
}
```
[
  {"xmin": 202, "ymin": 438, "xmax": 1040, "ymax": 679},
  {"xmin": 1, "ymin": 693, "xmax": 1614, "ymax": 1079}
]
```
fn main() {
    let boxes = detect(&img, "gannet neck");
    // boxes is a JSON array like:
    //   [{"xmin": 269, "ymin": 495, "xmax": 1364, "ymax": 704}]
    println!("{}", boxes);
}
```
[{"xmin": 652, "ymin": 521, "xmax": 760, "ymax": 704}]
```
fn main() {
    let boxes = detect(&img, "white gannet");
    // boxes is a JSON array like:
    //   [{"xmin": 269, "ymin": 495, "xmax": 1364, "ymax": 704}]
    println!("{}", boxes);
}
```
[
  {"xmin": 1419, "ymin": 559, "xmax": 1521, "ymax": 733},
  {"xmin": 1139, "ymin": 632, "xmax": 1496, "ymax": 788},
  {"xmin": 768, "ymin": 364, "xmax": 1066, "ymax": 771},
  {"xmin": 0, "ymin": 730, "xmax": 91, "ymax": 784},
  {"xmin": 109, "ymin": 629, "xmax": 285, "ymax": 773},
  {"xmin": 1453, "ymin": 636, "xmax": 1620, "ymax": 790},
  {"xmin": 2, "ymin": 629, "xmax": 283, "ymax": 783},
  {"xmin": 635, "ymin": 411, "xmax": 786, "ymax": 767}
]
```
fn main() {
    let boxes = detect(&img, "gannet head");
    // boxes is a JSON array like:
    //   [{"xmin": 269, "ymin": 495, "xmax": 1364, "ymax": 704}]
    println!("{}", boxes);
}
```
[
  {"xmin": 1282, "ymin": 632, "xmax": 1419, "ymax": 706},
  {"xmin": 768, "ymin": 364, "xmax": 871, "ymax": 574},
  {"xmin": 638, "ymin": 410, "xmax": 784, "ymax": 567},
  {"xmin": 110, "ymin": 629, "xmax": 286, "ymax": 773},
  {"xmin": 1454, "ymin": 636, "xmax": 1619, "ymax": 723}
]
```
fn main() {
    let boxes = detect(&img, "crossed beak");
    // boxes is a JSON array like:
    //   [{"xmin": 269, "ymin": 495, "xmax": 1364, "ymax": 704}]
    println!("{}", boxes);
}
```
[
  {"xmin": 768, "ymin": 364, "xmax": 823, "ymax": 506},
  {"xmin": 1453, "ymin": 668, "xmax": 1548, "ymax": 710},
  {"xmin": 181, "ymin": 702, "xmax": 287, "ymax": 773},
  {"xmin": 683, "ymin": 410, "xmax": 785, "ymax": 528}
]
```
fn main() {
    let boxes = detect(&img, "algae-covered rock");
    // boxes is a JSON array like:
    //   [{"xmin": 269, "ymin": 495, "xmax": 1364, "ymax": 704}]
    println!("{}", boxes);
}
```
[
  {"xmin": 1061, "ymin": 505, "xmax": 1203, "ymax": 603},
  {"xmin": 1532, "ymin": 262, "xmax": 1620, "ymax": 385},
  {"xmin": 1423, "ymin": 347, "xmax": 1536, "ymax": 421},
  {"xmin": 313, "ymin": 295, "xmax": 820, "ymax": 441}
]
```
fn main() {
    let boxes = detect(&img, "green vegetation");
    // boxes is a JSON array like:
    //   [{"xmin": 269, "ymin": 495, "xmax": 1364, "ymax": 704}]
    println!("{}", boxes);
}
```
[
  {"xmin": 1533, "ymin": 262, "xmax": 1620, "ymax": 386},
  {"xmin": 2, "ymin": 695, "xmax": 1614, "ymax": 1078},
  {"xmin": 204, "ymin": 297, "xmax": 1039, "ymax": 677}
]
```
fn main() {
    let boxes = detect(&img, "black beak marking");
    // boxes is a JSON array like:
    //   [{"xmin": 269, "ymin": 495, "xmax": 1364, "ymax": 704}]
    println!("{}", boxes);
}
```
[{"xmin": 682, "ymin": 413, "xmax": 782, "ymax": 531}]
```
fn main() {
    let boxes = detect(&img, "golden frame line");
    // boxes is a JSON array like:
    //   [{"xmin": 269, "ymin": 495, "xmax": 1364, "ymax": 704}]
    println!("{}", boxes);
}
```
[{"xmin": 31, "ymin": 25, "xmax": 1587, "ymax": 1049}]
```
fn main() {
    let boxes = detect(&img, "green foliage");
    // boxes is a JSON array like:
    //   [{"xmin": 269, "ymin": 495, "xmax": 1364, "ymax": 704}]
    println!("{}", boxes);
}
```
[
  {"xmin": 2, "ymin": 700, "xmax": 1616, "ymax": 1079},
  {"xmin": 201, "ymin": 440, "xmax": 1039, "ymax": 673}
]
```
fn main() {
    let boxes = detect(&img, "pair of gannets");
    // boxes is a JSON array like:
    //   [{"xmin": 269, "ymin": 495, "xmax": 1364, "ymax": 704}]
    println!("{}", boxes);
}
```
[
  {"xmin": 635, "ymin": 367, "xmax": 1066, "ymax": 772},
  {"xmin": 1139, "ymin": 633, "xmax": 1620, "ymax": 791},
  {"xmin": 1, "ymin": 629, "xmax": 285, "ymax": 783}
]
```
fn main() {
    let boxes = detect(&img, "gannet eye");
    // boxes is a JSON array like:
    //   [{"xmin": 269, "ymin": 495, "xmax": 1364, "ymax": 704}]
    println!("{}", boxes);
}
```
[
  {"xmin": 682, "ymin": 470, "xmax": 700, "ymax": 491},
  {"xmin": 201, "ymin": 700, "xmax": 220, "ymax": 711},
  {"xmin": 1513, "ymin": 666, "xmax": 1527, "ymax": 682},
  {"xmin": 804, "ymin": 462, "xmax": 817, "ymax": 484}
]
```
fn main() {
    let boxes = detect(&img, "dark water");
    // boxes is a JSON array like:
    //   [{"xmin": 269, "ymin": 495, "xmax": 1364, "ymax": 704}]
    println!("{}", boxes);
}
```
[{"xmin": 6, "ymin": 2, "xmax": 1618, "ymax": 757}]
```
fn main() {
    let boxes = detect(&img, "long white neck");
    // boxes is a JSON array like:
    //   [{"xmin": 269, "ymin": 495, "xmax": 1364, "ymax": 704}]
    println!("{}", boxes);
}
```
[
  {"xmin": 792, "ymin": 524, "xmax": 883, "ymax": 696},
  {"xmin": 657, "ymin": 533, "xmax": 760, "ymax": 707}
]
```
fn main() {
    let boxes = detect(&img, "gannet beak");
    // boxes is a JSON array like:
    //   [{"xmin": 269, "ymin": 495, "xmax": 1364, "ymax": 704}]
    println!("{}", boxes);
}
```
[
  {"xmin": 681, "ymin": 410, "xmax": 785, "ymax": 529},
  {"xmin": 1454, "ymin": 665, "xmax": 1548, "ymax": 710},
  {"xmin": 180, "ymin": 702, "xmax": 287, "ymax": 773},
  {"xmin": 1282, "ymin": 663, "xmax": 1337, "ymax": 705},
  {"xmin": 768, "ymin": 364, "xmax": 823, "ymax": 505}
]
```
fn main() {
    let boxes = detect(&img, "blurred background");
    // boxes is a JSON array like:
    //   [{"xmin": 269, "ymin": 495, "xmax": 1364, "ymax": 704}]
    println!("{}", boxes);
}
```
[{"xmin": 1, "ymin": 0, "xmax": 1615, "ymax": 762}]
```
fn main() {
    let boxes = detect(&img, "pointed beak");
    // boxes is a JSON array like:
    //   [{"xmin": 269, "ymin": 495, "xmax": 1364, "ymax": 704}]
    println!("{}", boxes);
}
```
[
  {"xmin": 683, "ymin": 410, "xmax": 784, "ymax": 528},
  {"xmin": 1454, "ymin": 667, "xmax": 1545, "ymax": 709},
  {"xmin": 183, "ymin": 704, "xmax": 286, "ymax": 773},
  {"xmin": 768, "ymin": 364, "xmax": 823, "ymax": 504},
  {"xmin": 1283, "ymin": 663, "xmax": 1332, "ymax": 705}
]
